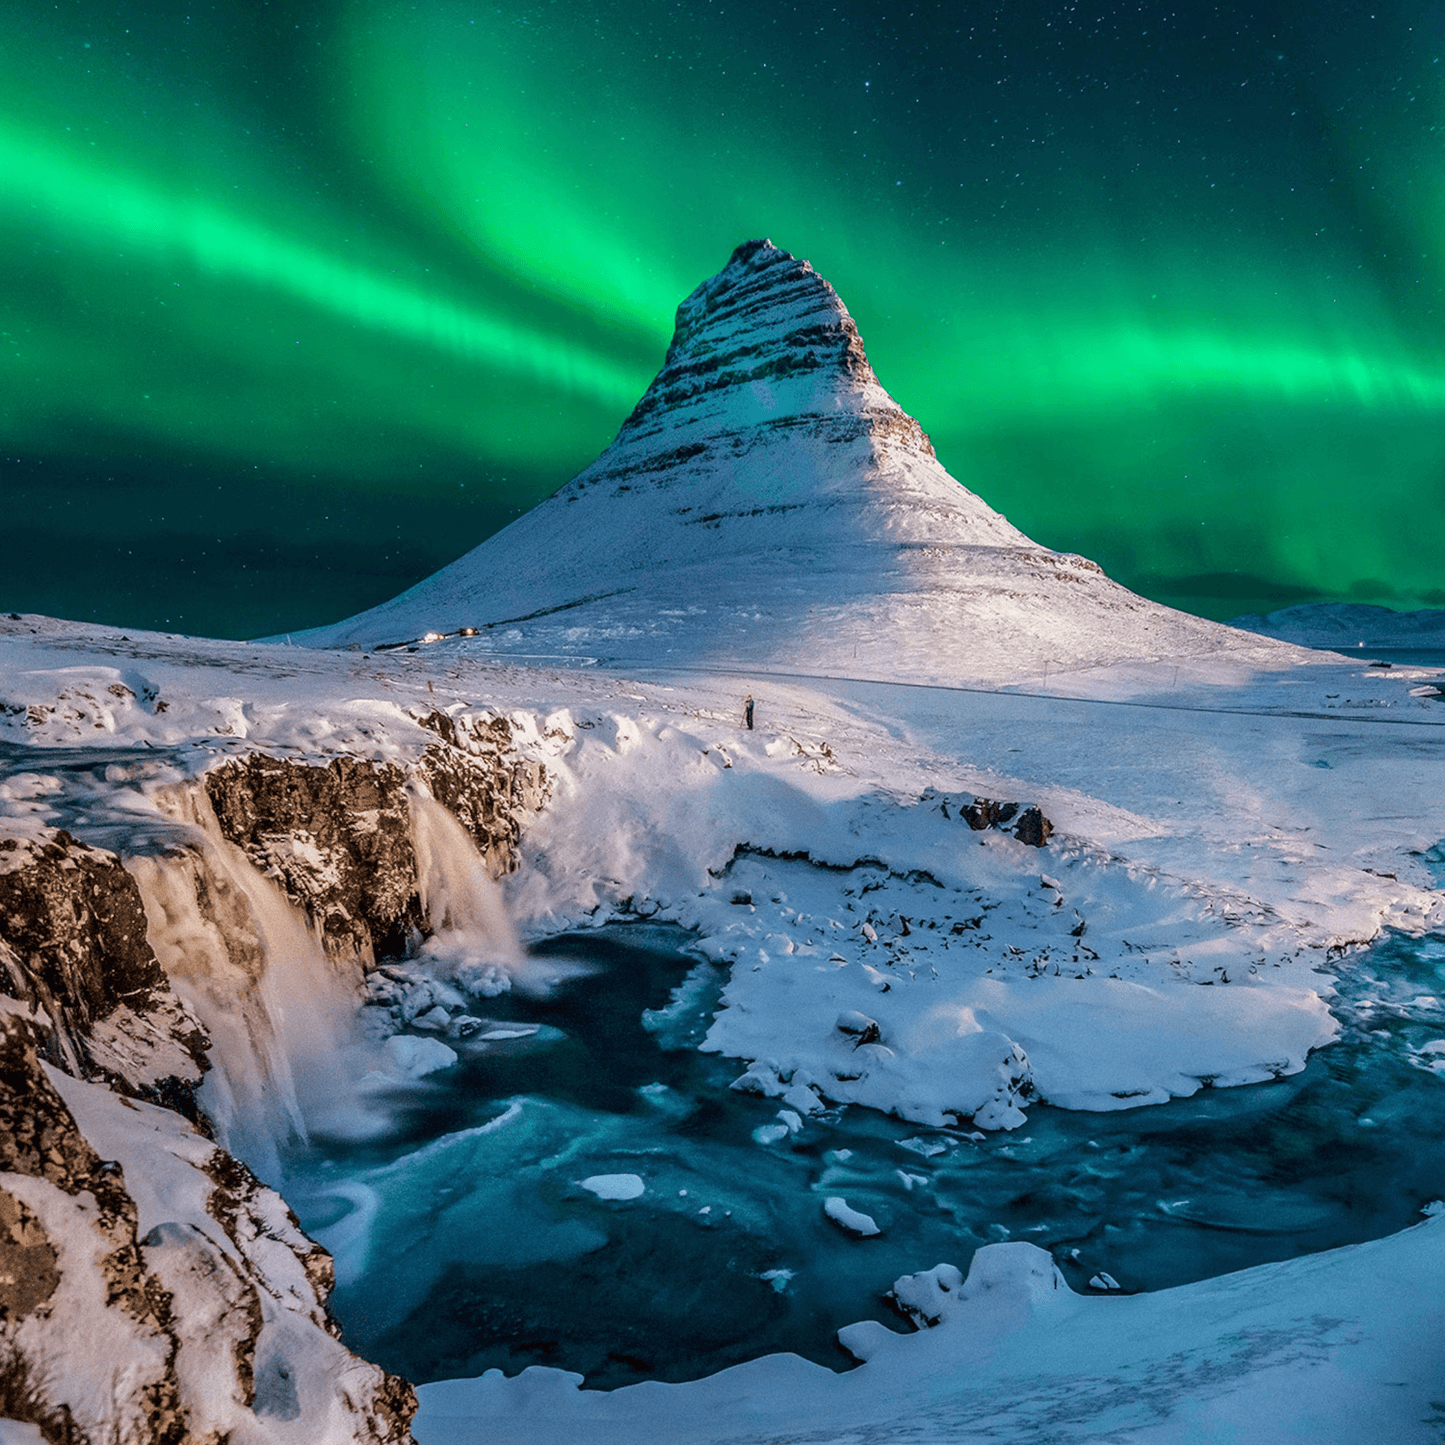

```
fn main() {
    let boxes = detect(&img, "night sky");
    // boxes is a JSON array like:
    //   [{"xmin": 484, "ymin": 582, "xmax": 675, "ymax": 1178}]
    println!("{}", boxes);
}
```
[{"xmin": 4, "ymin": 0, "xmax": 1443, "ymax": 640}]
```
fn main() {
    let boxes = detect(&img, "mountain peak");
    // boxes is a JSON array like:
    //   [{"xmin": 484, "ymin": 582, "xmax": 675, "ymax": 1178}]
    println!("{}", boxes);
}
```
[
  {"xmin": 665, "ymin": 237, "xmax": 855, "ymax": 371},
  {"xmin": 623, "ymin": 238, "xmax": 932, "ymax": 460}
]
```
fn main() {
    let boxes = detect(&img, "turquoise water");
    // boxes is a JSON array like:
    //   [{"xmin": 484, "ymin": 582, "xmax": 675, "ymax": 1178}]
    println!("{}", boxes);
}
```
[{"xmin": 289, "ymin": 924, "xmax": 1445, "ymax": 1389}]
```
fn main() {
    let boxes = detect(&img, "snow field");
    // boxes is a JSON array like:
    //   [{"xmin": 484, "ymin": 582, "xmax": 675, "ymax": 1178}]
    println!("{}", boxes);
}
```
[{"xmin": 3, "ymin": 614, "xmax": 1444, "ymax": 1440}]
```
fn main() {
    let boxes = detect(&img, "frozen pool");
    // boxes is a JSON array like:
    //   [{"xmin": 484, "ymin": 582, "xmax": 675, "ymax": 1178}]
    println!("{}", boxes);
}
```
[{"xmin": 287, "ymin": 923, "xmax": 1445, "ymax": 1389}]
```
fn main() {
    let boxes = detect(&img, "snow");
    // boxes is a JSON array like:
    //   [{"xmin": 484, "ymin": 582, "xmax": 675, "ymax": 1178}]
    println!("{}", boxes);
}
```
[
  {"xmin": 286, "ymin": 242, "xmax": 1300, "ymax": 687},
  {"xmin": 0, "ymin": 1425, "xmax": 46, "ymax": 1445},
  {"xmin": 578, "ymin": 1174, "xmax": 646, "ymax": 1201},
  {"xmin": 4, "ymin": 578, "xmax": 1445, "ymax": 1438},
  {"xmin": 382, "ymin": 1033, "xmax": 458, "ymax": 1078},
  {"xmin": 414, "ymin": 1217, "xmax": 1445, "ymax": 1444},
  {"xmin": 5, "ymin": 612, "xmax": 1444, "ymax": 1439},
  {"xmin": 823, "ymin": 1196, "xmax": 880, "ymax": 1236},
  {"xmin": 2, "ymin": 616, "xmax": 1442, "ymax": 1140}
]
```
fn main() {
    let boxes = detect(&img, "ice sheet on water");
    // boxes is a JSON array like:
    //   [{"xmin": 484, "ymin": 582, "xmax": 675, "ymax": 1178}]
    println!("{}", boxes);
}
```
[
  {"xmin": 579, "ymin": 1174, "xmax": 646, "ymax": 1201},
  {"xmin": 641, "ymin": 959, "xmax": 726, "ymax": 1051}
]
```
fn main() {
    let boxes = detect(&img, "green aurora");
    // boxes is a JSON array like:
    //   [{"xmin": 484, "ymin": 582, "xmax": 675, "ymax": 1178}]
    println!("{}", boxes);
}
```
[{"xmin": 3, "ymin": 0, "xmax": 1443, "ymax": 637}]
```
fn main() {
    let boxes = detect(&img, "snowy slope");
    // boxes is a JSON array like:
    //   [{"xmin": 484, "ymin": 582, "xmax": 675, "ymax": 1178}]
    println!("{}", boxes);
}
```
[
  {"xmin": 294, "ymin": 241, "xmax": 1294, "ymax": 682},
  {"xmin": 4, "ymin": 611, "xmax": 1442, "ymax": 1126},
  {"xmin": 3, "ymin": 612, "xmax": 1444, "ymax": 1441},
  {"xmin": 417, "ymin": 1218, "xmax": 1445, "ymax": 1445}
]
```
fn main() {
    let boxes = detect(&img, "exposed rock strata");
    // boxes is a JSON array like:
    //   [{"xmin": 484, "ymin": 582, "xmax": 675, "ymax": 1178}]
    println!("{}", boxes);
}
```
[
  {"xmin": 202, "ymin": 756, "xmax": 422, "ymax": 966},
  {"xmin": 202, "ymin": 711, "xmax": 545, "ymax": 963},
  {"xmin": 0, "ymin": 831, "xmax": 209, "ymax": 1108}
]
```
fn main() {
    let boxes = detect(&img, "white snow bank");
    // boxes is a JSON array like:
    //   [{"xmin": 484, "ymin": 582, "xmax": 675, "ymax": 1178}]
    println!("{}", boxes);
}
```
[
  {"xmin": 415, "ymin": 1214, "xmax": 1445, "ymax": 1444},
  {"xmin": 508, "ymin": 697, "xmax": 1369, "ymax": 1131}
]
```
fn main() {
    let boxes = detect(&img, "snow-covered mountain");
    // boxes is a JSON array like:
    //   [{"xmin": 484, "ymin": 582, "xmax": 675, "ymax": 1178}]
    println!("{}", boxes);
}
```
[
  {"xmin": 298, "ymin": 240, "xmax": 1287, "ymax": 680},
  {"xmin": 1231, "ymin": 601, "xmax": 1445, "ymax": 650}
]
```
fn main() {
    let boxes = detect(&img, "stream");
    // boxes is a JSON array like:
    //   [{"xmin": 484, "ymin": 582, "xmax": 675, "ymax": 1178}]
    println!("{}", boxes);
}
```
[{"xmin": 286, "ymin": 922, "xmax": 1445, "ymax": 1390}]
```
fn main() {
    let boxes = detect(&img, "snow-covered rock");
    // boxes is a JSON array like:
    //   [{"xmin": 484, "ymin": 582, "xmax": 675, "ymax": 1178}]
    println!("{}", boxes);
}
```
[
  {"xmin": 0, "ymin": 1010, "xmax": 414, "ymax": 1443},
  {"xmin": 0, "ymin": 673, "xmax": 550, "ymax": 1442},
  {"xmin": 823, "ymin": 1196, "xmax": 880, "ymax": 1237},
  {"xmin": 382, "ymin": 1033, "xmax": 458, "ymax": 1078}
]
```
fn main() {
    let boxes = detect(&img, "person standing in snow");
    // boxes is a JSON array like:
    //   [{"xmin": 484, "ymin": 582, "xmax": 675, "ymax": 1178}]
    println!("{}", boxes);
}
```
[{"xmin": 744, "ymin": 695, "xmax": 755, "ymax": 730}]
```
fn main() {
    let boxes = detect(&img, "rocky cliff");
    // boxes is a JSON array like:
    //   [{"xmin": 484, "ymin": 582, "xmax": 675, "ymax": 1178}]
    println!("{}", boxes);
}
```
[
  {"xmin": 0, "ymin": 831, "xmax": 208, "ymax": 1113},
  {"xmin": 201, "ymin": 711, "xmax": 545, "ymax": 965},
  {"xmin": 0, "ymin": 707, "xmax": 546, "ymax": 1444}
]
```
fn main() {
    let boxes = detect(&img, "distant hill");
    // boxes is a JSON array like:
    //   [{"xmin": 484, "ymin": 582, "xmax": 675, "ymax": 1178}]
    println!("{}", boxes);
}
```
[{"xmin": 1229, "ymin": 602, "xmax": 1445, "ymax": 651}]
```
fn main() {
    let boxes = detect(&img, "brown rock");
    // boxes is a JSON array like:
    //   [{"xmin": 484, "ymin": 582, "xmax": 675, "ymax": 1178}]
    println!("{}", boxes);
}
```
[
  {"xmin": 204, "ymin": 717, "xmax": 546, "ymax": 963},
  {"xmin": 0, "ymin": 833, "xmax": 163, "ymax": 1050},
  {"xmin": 0, "ymin": 1187, "xmax": 60, "ymax": 1320},
  {"xmin": 1014, "ymin": 807, "xmax": 1054, "ymax": 848},
  {"xmin": 961, "ymin": 799, "xmax": 1019, "ymax": 831},
  {"xmin": 204, "ymin": 755, "xmax": 421, "ymax": 963}
]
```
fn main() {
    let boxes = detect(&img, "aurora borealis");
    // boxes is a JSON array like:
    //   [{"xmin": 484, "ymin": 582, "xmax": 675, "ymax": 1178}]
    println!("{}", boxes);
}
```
[{"xmin": 4, "ymin": 0, "xmax": 1444, "ymax": 638}]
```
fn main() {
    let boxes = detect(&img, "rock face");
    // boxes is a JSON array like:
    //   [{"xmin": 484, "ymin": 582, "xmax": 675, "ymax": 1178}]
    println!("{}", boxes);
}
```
[
  {"xmin": 202, "ymin": 756, "xmax": 420, "ymax": 964},
  {"xmin": 0, "ymin": 1010, "xmax": 415, "ymax": 1445},
  {"xmin": 0, "ymin": 832, "xmax": 209, "ymax": 1110},
  {"xmin": 1014, "ymin": 807, "xmax": 1054, "ymax": 848},
  {"xmin": 295, "ymin": 240, "xmax": 1293, "ymax": 682},
  {"xmin": 202, "ymin": 713, "xmax": 546, "ymax": 964},
  {"xmin": 0, "ymin": 712, "xmax": 545, "ymax": 1442}
]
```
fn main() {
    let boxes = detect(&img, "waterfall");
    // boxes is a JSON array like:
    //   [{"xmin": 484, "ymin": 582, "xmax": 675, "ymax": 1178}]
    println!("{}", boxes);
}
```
[
  {"xmin": 123, "ymin": 776, "xmax": 540, "ymax": 1187},
  {"xmin": 125, "ymin": 788, "xmax": 373, "ymax": 1185},
  {"xmin": 407, "ymin": 782, "xmax": 525, "ymax": 993},
  {"xmin": 407, "ymin": 782, "xmax": 595, "ymax": 996}
]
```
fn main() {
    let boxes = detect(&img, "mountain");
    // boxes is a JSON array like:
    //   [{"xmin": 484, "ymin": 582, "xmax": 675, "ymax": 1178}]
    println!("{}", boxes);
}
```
[
  {"xmin": 296, "ymin": 240, "xmax": 1288, "ymax": 681},
  {"xmin": 1230, "ymin": 602, "xmax": 1445, "ymax": 651}
]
